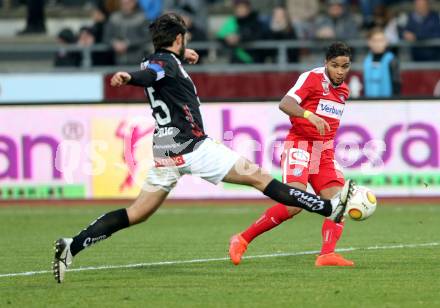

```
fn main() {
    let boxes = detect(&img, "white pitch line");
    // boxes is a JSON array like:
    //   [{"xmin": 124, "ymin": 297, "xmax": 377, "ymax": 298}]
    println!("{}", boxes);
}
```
[{"xmin": 0, "ymin": 242, "xmax": 438, "ymax": 279}]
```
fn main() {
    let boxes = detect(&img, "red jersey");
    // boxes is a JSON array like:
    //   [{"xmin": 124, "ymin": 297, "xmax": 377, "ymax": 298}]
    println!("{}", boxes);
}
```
[{"xmin": 285, "ymin": 67, "xmax": 349, "ymax": 141}]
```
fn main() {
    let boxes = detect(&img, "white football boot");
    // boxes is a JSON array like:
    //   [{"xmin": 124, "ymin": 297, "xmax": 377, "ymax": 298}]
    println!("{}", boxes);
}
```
[
  {"xmin": 328, "ymin": 179, "xmax": 357, "ymax": 223},
  {"xmin": 53, "ymin": 238, "xmax": 73, "ymax": 283}
]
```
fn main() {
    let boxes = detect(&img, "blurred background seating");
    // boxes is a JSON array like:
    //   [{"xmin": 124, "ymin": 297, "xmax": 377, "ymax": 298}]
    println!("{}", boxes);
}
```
[{"xmin": 0, "ymin": 0, "xmax": 439, "ymax": 98}]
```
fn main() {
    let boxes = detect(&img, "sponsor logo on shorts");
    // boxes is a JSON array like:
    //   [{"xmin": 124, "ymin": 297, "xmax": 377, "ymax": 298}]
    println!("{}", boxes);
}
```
[
  {"xmin": 155, "ymin": 155, "xmax": 185, "ymax": 167},
  {"xmin": 293, "ymin": 167, "xmax": 303, "ymax": 177},
  {"xmin": 288, "ymin": 148, "xmax": 310, "ymax": 167},
  {"xmin": 316, "ymin": 99, "xmax": 344, "ymax": 120}
]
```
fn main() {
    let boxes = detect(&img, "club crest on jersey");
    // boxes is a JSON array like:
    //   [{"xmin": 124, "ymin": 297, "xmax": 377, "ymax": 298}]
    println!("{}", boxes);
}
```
[
  {"xmin": 339, "ymin": 95, "xmax": 346, "ymax": 103},
  {"xmin": 321, "ymin": 80, "xmax": 330, "ymax": 96}
]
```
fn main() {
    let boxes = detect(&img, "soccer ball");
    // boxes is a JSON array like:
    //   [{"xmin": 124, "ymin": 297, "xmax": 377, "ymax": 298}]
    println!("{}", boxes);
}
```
[{"xmin": 346, "ymin": 185, "xmax": 377, "ymax": 221}]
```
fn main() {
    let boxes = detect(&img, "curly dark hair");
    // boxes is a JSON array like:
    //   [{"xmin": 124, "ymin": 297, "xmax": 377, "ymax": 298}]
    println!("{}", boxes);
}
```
[
  {"xmin": 325, "ymin": 42, "xmax": 352, "ymax": 61},
  {"xmin": 149, "ymin": 13, "xmax": 187, "ymax": 51}
]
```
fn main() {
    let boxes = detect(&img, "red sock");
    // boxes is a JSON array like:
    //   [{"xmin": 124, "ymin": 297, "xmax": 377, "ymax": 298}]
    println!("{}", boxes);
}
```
[
  {"xmin": 241, "ymin": 203, "xmax": 292, "ymax": 244},
  {"xmin": 320, "ymin": 218, "xmax": 345, "ymax": 255}
]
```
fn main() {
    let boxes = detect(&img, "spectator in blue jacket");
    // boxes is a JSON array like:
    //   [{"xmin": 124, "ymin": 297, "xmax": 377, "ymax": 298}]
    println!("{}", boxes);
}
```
[
  {"xmin": 363, "ymin": 27, "xmax": 400, "ymax": 97},
  {"xmin": 402, "ymin": 0, "xmax": 440, "ymax": 61},
  {"xmin": 138, "ymin": 0, "xmax": 162, "ymax": 21}
]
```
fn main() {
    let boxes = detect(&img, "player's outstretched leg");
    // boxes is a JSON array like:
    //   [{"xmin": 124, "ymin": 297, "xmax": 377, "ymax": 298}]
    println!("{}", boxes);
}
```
[
  {"xmin": 222, "ymin": 158, "xmax": 356, "ymax": 222},
  {"xmin": 52, "ymin": 188, "xmax": 168, "ymax": 283}
]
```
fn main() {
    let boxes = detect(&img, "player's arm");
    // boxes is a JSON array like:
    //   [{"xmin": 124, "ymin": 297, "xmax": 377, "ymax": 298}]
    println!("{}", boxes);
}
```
[
  {"xmin": 110, "ymin": 69, "xmax": 157, "ymax": 88},
  {"xmin": 184, "ymin": 48, "xmax": 199, "ymax": 64},
  {"xmin": 279, "ymin": 95, "xmax": 330, "ymax": 136}
]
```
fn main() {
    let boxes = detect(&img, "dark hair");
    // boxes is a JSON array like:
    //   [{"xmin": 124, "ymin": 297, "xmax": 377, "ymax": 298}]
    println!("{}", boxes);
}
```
[
  {"xmin": 93, "ymin": 1, "xmax": 109, "ymax": 18},
  {"xmin": 57, "ymin": 28, "xmax": 76, "ymax": 44},
  {"xmin": 79, "ymin": 26, "xmax": 96, "ymax": 37},
  {"xmin": 367, "ymin": 27, "xmax": 385, "ymax": 39},
  {"xmin": 149, "ymin": 13, "xmax": 187, "ymax": 50},
  {"xmin": 325, "ymin": 42, "xmax": 352, "ymax": 61}
]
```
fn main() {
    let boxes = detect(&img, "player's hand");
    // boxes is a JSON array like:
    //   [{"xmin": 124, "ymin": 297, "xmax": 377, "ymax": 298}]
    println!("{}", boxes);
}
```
[
  {"xmin": 184, "ymin": 48, "xmax": 199, "ymax": 64},
  {"xmin": 110, "ymin": 72, "xmax": 131, "ymax": 87},
  {"xmin": 307, "ymin": 113, "xmax": 331, "ymax": 136}
]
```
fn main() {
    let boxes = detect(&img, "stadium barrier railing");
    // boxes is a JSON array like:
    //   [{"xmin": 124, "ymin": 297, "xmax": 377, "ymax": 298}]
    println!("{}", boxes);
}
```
[{"xmin": 0, "ymin": 38, "xmax": 440, "ymax": 71}]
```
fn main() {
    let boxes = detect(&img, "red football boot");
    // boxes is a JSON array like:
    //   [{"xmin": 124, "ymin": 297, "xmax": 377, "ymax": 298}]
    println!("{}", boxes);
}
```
[
  {"xmin": 229, "ymin": 234, "xmax": 248, "ymax": 265},
  {"xmin": 315, "ymin": 253, "xmax": 355, "ymax": 267}
]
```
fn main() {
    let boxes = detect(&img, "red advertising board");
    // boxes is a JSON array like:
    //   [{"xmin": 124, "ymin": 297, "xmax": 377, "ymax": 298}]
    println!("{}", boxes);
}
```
[{"xmin": 104, "ymin": 70, "xmax": 440, "ymax": 101}]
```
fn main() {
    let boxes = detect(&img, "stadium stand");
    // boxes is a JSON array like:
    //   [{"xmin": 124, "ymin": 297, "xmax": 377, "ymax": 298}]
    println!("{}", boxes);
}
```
[{"xmin": 0, "ymin": 0, "xmax": 439, "ymax": 98}]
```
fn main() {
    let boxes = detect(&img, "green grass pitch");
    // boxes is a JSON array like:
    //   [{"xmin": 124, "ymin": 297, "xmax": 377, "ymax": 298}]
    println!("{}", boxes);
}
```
[{"xmin": 1, "ymin": 202, "xmax": 439, "ymax": 307}]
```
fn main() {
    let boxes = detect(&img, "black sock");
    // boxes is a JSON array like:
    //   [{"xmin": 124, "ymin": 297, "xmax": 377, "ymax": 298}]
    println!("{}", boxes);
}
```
[
  {"xmin": 70, "ymin": 209, "xmax": 130, "ymax": 256},
  {"xmin": 263, "ymin": 179, "xmax": 332, "ymax": 216}
]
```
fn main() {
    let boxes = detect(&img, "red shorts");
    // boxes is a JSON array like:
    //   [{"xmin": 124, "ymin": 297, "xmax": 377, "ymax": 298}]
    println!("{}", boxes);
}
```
[{"xmin": 280, "ymin": 139, "xmax": 344, "ymax": 194}]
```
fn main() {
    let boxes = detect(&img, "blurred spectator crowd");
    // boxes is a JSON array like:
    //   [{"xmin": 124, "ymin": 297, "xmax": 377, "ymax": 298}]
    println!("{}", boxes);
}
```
[
  {"xmin": 3, "ymin": 0, "xmax": 440, "ymax": 66},
  {"xmin": 216, "ymin": 0, "xmax": 440, "ymax": 64}
]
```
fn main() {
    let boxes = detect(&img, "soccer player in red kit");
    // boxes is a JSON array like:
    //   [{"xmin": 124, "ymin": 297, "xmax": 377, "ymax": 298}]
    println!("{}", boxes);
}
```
[{"xmin": 229, "ymin": 42, "xmax": 354, "ymax": 267}]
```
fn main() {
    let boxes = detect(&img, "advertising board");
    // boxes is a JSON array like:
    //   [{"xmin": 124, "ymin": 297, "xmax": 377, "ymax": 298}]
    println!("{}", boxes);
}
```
[{"xmin": 0, "ymin": 101, "xmax": 438, "ymax": 199}]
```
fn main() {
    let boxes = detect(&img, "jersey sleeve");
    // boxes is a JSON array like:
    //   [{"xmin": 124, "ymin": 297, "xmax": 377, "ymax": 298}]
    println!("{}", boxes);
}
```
[
  {"xmin": 285, "ymin": 72, "xmax": 316, "ymax": 104},
  {"xmin": 128, "ymin": 69, "xmax": 157, "ymax": 87}
]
